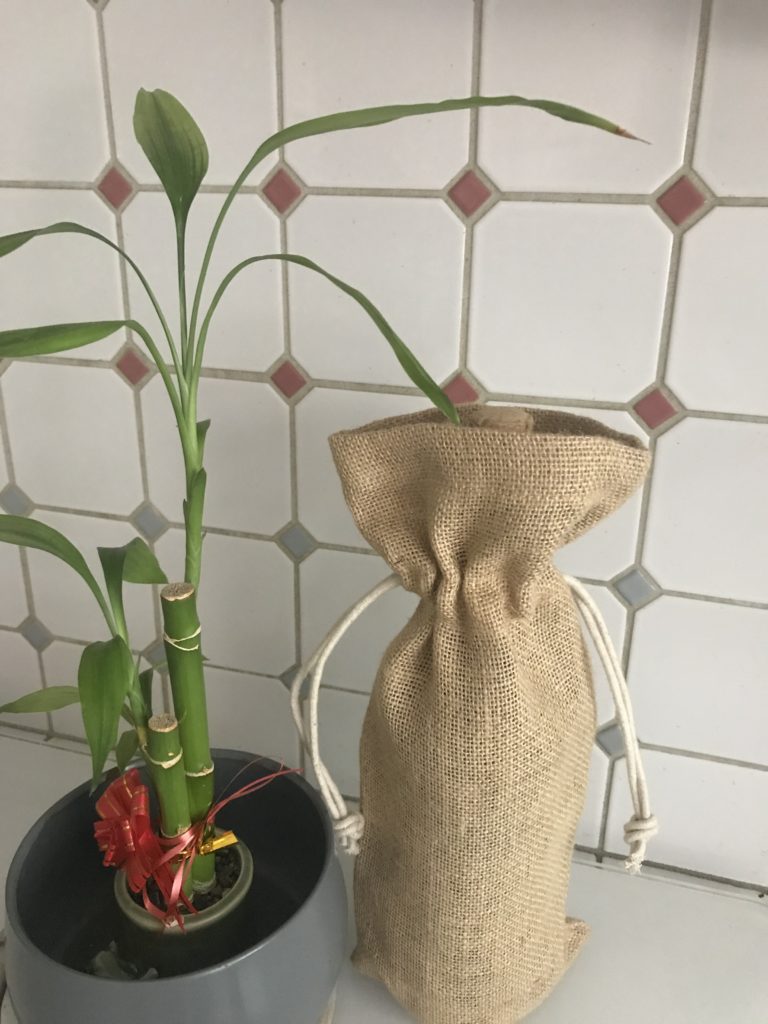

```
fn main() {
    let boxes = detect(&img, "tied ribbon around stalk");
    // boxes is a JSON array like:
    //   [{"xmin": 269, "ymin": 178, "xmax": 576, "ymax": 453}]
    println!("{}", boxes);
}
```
[{"xmin": 94, "ymin": 761, "xmax": 297, "ymax": 928}]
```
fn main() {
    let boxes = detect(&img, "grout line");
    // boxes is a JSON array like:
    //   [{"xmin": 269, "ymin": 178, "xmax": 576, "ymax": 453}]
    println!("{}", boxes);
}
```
[
  {"xmin": 458, "ymin": 223, "xmax": 475, "ymax": 370},
  {"xmin": 272, "ymin": 0, "xmax": 286, "ymax": 139},
  {"xmin": 683, "ymin": 0, "xmax": 714, "ymax": 167},
  {"xmin": 653, "ymin": 233, "xmax": 684, "ymax": 383},
  {"xmin": 685, "ymin": 407, "xmax": 768, "ymax": 424},
  {"xmin": 33, "ymin": 504, "xmax": 131, "ymax": 523},
  {"xmin": 498, "ymin": 191, "xmax": 649, "ymax": 205},
  {"xmin": 598, "ymin": 849, "xmax": 767, "ymax": 897},
  {"xmin": 485, "ymin": 392, "xmax": 628, "ymax": 410},
  {"xmin": 304, "ymin": 185, "xmax": 443, "ymax": 199},
  {"xmin": 0, "ymin": 180, "xmax": 94, "ymax": 190},
  {"xmin": 468, "ymin": 0, "xmax": 484, "ymax": 164},
  {"xmin": 657, "ymin": 588, "xmax": 768, "ymax": 611},
  {"xmin": 639, "ymin": 742, "xmax": 768, "ymax": 774}
]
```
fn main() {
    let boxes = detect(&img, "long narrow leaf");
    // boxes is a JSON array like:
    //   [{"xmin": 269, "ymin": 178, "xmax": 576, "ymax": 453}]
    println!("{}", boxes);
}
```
[
  {"xmin": 98, "ymin": 545, "xmax": 129, "ymax": 638},
  {"xmin": 190, "ymin": 92, "xmax": 639, "ymax": 342},
  {"xmin": 0, "ymin": 321, "xmax": 129, "ymax": 358},
  {"xmin": 245, "ymin": 95, "xmax": 637, "ymax": 192},
  {"xmin": 0, "ymin": 516, "xmax": 114, "ymax": 631},
  {"xmin": 0, "ymin": 221, "xmax": 123, "ymax": 260},
  {"xmin": 79, "ymin": 637, "xmax": 134, "ymax": 787},
  {"xmin": 198, "ymin": 254, "xmax": 459, "ymax": 423},
  {"xmin": 0, "ymin": 685, "xmax": 80, "ymax": 715}
]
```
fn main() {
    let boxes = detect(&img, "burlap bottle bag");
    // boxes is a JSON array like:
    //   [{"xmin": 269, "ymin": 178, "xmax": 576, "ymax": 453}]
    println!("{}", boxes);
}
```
[{"xmin": 328, "ymin": 404, "xmax": 650, "ymax": 1024}]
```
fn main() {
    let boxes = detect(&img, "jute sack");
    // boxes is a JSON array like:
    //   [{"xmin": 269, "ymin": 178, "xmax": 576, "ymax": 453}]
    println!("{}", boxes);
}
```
[{"xmin": 329, "ymin": 404, "xmax": 650, "ymax": 1024}]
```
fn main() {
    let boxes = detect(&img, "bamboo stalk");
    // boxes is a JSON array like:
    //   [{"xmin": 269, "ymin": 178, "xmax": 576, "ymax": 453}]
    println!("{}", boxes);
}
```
[
  {"xmin": 146, "ymin": 713, "xmax": 191, "ymax": 839},
  {"xmin": 161, "ymin": 581, "xmax": 215, "ymax": 890}
]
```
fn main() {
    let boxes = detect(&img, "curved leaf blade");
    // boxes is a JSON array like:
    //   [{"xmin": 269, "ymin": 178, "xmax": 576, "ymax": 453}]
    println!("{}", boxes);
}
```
[
  {"xmin": 0, "ymin": 685, "xmax": 80, "ymax": 715},
  {"xmin": 0, "ymin": 321, "xmax": 129, "ymax": 358},
  {"xmin": 241, "ymin": 94, "xmax": 639, "ymax": 186},
  {"xmin": 133, "ymin": 89, "xmax": 209, "ymax": 227},
  {"xmin": 203, "ymin": 255, "xmax": 459, "ymax": 424},
  {"xmin": 0, "ymin": 221, "xmax": 116, "ymax": 260},
  {"xmin": 138, "ymin": 667, "xmax": 154, "ymax": 718},
  {"xmin": 79, "ymin": 637, "xmax": 134, "ymax": 787},
  {"xmin": 115, "ymin": 728, "xmax": 139, "ymax": 771},
  {"xmin": 122, "ymin": 537, "xmax": 168, "ymax": 584},
  {"xmin": 0, "ymin": 516, "xmax": 114, "ymax": 630}
]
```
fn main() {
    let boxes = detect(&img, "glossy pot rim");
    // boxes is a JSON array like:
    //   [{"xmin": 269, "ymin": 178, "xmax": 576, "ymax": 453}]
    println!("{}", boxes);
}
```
[{"xmin": 5, "ymin": 749, "xmax": 337, "ymax": 986}]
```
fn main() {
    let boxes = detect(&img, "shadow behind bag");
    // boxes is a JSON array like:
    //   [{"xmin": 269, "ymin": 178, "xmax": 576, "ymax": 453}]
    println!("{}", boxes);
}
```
[{"xmin": 329, "ymin": 405, "xmax": 650, "ymax": 1024}]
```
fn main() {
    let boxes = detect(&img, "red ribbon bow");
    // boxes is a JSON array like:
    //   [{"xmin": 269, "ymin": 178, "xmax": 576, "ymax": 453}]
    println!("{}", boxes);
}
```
[{"xmin": 94, "ymin": 763, "xmax": 297, "ymax": 928}]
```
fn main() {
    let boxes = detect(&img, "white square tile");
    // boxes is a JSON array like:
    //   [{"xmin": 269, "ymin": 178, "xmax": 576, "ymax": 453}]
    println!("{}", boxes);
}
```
[
  {"xmin": 0, "ymin": 735, "xmax": 90, "ymax": 928},
  {"xmin": 313, "ymin": 687, "xmax": 368, "ymax": 798},
  {"xmin": 479, "ymin": 0, "xmax": 701, "ymax": 193},
  {"xmin": 154, "ymin": 529, "xmax": 294, "ymax": 676},
  {"xmin": 2, "ymin": 363, "xmax": 143, "ymax": 515},
  {"xmin": 141, "ymin": 375, "xmax": 291, "ymax": 534},
  {"xmin": 575, "ymin": 749, "xmax": 609, "ymax": 849},
  {"xmin": 0, "ymin": 1, "xmax": 108, "ymax": 181},
  {"xmin": 606, "ymin": 751, "xmax": 768, "ymax": 884},
  {"xmin": 0, "ymin": 190, "xmax": 125, "ymax": 360},
  {"xmin": 104, "ymin": 0, "xmax": 277, "ymax": 186},
  {"xmin": 668, "ymin": 208, "xmax": 768, "ymax": 415},
  {"xmin": 696, "ymin": 0, "xmax": 768, "ymax": 195},
  {"xmin": 287, "ymin": 197, "xmax": 463, "ymax": 385},
  {"xmin": 643, "ymin": 418, "xmax": 768, "ymax": 603},
  {"xmin": 296, "ymin": 388, "xmax": 427, "ymax": 546},
  {"xmin": 121, "ymin": 192, "xmax": 283, "ymax": 372},
  {"xmin": 282, "ymin": 0, "xmax": 473, "ymax": 188},
  {"xmin": 629, "ymin": 596, "xmax": 768, "ymax": 764},
  {"xmin": 27, "ymin": 511, "xmax": 157, "ymax": 649},
  {"xmin": 0, "ymin": 546, "xmax": 28, "ymax": 630},
  {"xmin": 42, "ymin": 640, "xmax": 87, "ymax": 739},
  {"xmin": 469, "ymin": 204, "xmax": 670, "ymax": 401},
  {"xmin": 0, "ymin": 632, "xmax": 44, "ymax": 731},
  {"xmin": 300, "ymin": 549, "xmax": 418, "ymax": 694},
  {"xmin": 204, "ymin": 666, "xmax": 299, "ymax": 768}
]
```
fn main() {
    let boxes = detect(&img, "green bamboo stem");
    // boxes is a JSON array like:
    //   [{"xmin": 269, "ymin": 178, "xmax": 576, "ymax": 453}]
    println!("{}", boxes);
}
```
[
  {"xmin": 146, "ymin": 713, "xmax": 191, "ymax": 839},
  {"xmin": 161, "ymin": 581, "xmax": 215, "ymax": 890}
]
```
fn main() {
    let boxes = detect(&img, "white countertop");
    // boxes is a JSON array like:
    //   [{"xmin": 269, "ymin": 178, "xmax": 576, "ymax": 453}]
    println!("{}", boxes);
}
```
[{"xmin": 1, "ymin": 733, "xmax": 766, "ymax": 1023}]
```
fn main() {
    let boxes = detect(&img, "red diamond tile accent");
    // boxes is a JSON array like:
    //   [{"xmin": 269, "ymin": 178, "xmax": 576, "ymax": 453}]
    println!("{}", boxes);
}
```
[
  {"xmin": 271, "ymin": 360, "xmax": 306, "ymax": 399},
  {"xmin": 657, "ymin": 176, "xmax": 705, "ymax": 226},
  {"xmin": 443, "ymin": 374, "xmax": 479, "ymax": 404},
  {"xmin": 262, "ymin": 167, "xmax": 302, "ymax": 215},
  {"xmin": 448, "ymin": 170, "xmax": 492, "ymax": 218},
  {"xmin": 116, "ymin": 347, "xmax": 151, "ymax": 386},
  {"xmin": 633, "ymin": 388, "xmax": 679, "ymax": 429},
  {"xmin": 97, "ymin": 165, "xmax": 135, "ymax": 210}
]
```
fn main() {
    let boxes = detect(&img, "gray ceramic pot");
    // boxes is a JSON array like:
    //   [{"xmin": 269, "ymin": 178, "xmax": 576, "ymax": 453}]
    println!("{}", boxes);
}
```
[{"xmin": 4, "ymin": 750, "xmax": 347, "ymax": 1024}]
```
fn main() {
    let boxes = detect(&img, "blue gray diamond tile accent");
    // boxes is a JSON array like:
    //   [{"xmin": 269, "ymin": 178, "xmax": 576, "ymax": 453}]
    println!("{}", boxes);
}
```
[
  {"xmin": 0, "ymin": 483, "xmax": 33, "ymax": 516},
  {"xmin": 19, "ymin": 616, "xmax": 53, "ymax": 652},
  {"xmin": 612, "ymin": 567, "xmax": 660, "ymax": 609},
  {"xmin": 131, "ymin": 501, "xmax": 169, "ymax": 542},
  {"xmin": 143, "ymin": 638, "xmax": 167, "ymax": 667},
  {"xmin": 276, "ymin": 522, "xmax": 317, "ymax": 561},
  {"xmin": 596, "ymin": 722, "xmax": 625, "ymax": 757}
]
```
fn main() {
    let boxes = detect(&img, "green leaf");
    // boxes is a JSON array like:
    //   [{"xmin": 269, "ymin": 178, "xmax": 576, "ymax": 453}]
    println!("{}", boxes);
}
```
[
  {"xmin": 196, "ymin": 419, "xmax": 211, "ymax": 460},
  {"xmin": 115, "ymin": 729, "xmax": 139, "ymax": 772},
  {"xmin": 138, "ymin": 667, "xmax": 154, "ymax": 717},
  {"xmin": 122, "ymin": 537, "xmax": 167, "ymax": 584},
  {"xmin": 241, "ymin": 95, "xmax": 637, "ymax": 191},
  {"xmin": 202, "ymin": 255, "xmax": 459, "ymax": 424},
  {"xmin": 0, "ymin": 516, "xmax": 114, "ymax": 631},
  {"xmin": 0, "ymin": 685, "xmax": 80, "ymax": 715},
  {"xmin": 133, "ymin": 89, "xmax": 209, "ymax": 228},
  {"xmin": 0, "ymin": 221, "xmax": 118, "ymax": 260},
  {"xmin": 0, "ymin": 321, "xmax": 130, "ymax": 358},
  {"xmin": 98, "ymin": 544, "xmax": 129, "ymax": 639},
  {"xmin": 79, "ymin": 637, "xmax": 134, "ymax": 787}
]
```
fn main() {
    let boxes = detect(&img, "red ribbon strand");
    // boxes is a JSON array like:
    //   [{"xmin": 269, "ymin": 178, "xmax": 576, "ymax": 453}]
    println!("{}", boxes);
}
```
[{"xmin": 94, "ymin": 762, "xmax": 297, "ymax": 927}]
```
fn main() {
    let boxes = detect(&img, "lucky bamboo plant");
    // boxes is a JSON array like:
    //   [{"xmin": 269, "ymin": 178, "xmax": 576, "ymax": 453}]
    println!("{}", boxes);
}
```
[{"xmin": 0, "ymin": 89, "xmax": 634, "ymax": 899}]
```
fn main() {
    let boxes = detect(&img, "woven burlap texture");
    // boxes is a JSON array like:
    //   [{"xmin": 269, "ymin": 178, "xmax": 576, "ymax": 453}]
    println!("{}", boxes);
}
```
[{"xmin": 330, "ymin": 405, "xmax": 650, "ymax": 1024}]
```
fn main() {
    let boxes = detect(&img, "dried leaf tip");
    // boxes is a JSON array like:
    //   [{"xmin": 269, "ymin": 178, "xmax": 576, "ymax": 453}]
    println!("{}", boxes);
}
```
[{"xmin": 616, "ymin": 127, "xmax": 651, "ymax": 145}]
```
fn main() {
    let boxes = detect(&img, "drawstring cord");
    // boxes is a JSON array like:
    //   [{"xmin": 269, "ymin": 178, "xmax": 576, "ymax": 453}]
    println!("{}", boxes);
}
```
[{"xmin": 291, "ymin": 573, "xmax": 657, "ymax": 870}]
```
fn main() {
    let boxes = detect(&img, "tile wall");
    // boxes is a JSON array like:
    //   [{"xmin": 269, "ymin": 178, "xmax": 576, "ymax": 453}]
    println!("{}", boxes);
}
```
[{"xmin": 0, "ymin": 0, "xmax": 766, "ymax": 890}]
